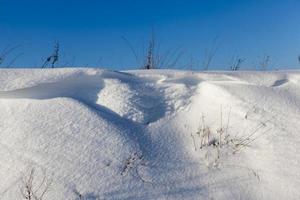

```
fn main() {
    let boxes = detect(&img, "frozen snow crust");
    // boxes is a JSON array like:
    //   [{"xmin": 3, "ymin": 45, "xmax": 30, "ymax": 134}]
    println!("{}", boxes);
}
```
[{"xmin": 0, "ymin": 68, "xmax": 300, "ymax": 199}]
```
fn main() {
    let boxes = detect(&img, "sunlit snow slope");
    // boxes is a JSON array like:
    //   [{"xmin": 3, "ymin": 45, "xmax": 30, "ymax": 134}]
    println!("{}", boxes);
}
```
[{"xmin": 0, "ymin": 68, "xmax": 300, "ymax": 200}]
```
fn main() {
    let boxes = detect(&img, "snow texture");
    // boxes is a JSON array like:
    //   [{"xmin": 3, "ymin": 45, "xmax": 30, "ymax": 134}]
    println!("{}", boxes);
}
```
[{"xmin": 0, "ymin": 68, "xmax": 300, "ymax": 199}]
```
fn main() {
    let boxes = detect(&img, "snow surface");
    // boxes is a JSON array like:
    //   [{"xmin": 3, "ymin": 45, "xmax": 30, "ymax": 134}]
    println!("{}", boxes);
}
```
[{"xmin": 0, "ymin": 68, "xmax": 300, "ymax": 199}]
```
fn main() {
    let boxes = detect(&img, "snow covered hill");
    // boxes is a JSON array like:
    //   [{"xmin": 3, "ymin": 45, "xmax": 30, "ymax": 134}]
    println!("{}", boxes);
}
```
[{"xmin": 0, "ymin": 68, "xmax": 300, "ymax": 200}]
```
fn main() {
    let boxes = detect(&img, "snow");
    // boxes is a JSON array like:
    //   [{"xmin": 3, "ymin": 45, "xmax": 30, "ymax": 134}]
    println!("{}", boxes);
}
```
[{"xmin": 0, "ymin": 68, "xmax": 300, "ymax": 199}]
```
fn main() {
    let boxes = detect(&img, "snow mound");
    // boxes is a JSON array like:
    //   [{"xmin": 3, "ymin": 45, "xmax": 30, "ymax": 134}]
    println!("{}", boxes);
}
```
[{"xmin": 0, "ymin": 68, "xmax": 300, "ymax": 199}]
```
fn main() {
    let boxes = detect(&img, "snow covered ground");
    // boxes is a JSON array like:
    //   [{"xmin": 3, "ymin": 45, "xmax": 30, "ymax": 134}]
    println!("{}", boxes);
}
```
[{"xmin": 0, "ymin": 68, "xmax": 300, "ymax": 200}]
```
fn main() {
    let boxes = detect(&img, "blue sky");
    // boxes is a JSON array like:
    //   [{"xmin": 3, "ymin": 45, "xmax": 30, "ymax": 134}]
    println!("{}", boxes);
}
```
[{"xmin": 0, "ymin": 0, "xmax": 300, "ymax": 70}]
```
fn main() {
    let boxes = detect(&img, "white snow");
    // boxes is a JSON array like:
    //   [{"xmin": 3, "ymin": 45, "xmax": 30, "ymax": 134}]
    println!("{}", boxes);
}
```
[{"xmin": 0, "ymin": 68, "xmax": 300, "ymax": 199}]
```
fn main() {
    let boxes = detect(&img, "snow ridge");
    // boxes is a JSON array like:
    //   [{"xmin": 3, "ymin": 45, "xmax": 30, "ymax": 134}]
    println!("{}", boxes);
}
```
[{"xmin": 0, "ymin": 69, "xmax": 300, "ymax": 199}]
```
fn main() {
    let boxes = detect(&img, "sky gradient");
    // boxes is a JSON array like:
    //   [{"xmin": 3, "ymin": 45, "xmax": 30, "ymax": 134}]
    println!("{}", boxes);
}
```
[{"xmin": 1, "ymin": 0, "xmax": 300, "ymax": 70}]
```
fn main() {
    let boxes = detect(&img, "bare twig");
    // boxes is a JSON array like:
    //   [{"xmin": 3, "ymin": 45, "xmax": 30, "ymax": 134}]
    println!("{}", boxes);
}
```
[
  {"xmin": 233, "ymin": 127, "xmax": 271, "ymax": 153},
  {"xmin": 0, "ymin": 44, "xmax": 23, "ymax": 67},
  {"xmin": 229, "ymin": 56, "xmax": 245, "ymax": 71},
  {"xmin": 191, "ymin": 133, "xmax": 197, "ymax": 151},
  {"xmin": 6, "ymin": 52, "xmax": 24, "ymax": 68},
  {"xmin": 121, "ymin": 36, "xmax": 140, "ymax": 66},
  {"xmin": 259, "ymin": 54, "xmax": 270, "ymax": 71},
  {"xmin": 20, "ymin": 168, "xmax": 52, "ymax": 200},
  {"xmin": 123, "ymin": 30, "xmax": 184, "ymax": 69},
  {"xmin": 42, "ymin": 42, "xmax": 59, "ymax": 68},
  {"xmin": 202, "ymin": 37, "xmax": 219, "ymax": 70}
]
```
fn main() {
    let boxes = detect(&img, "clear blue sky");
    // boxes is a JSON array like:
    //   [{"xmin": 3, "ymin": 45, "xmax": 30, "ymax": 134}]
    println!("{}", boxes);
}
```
[{"xmin": 1, "ymin": 0, "xmax": 300, "ymax": 70}]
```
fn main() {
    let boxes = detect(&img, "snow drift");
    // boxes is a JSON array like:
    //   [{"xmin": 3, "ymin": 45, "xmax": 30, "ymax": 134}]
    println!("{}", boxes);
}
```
[{"xmin": 0, "ymin": 68, "xmax": 300, "ymax": 199}]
